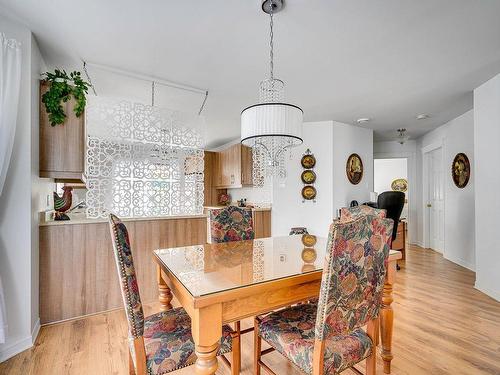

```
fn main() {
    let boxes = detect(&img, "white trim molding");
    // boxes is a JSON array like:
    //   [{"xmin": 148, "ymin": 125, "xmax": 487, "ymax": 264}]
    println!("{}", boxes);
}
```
[
  {"xmin": 444, "ymin": 254, "xmax": 475, "ymax": 271},
  {"xmin": 475, "ymin": 280, "xmax": 500, "ymax": 302},
  {"xmin": 0, "ymin": 319, "xmax": 39, "ymax": 363}
]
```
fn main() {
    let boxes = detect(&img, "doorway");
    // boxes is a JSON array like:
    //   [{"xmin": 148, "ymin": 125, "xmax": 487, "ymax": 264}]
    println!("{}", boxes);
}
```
[
  {"xmin": 426, "ymin": 147, "xmax": 445, "ymax": 253},
  {"xmin": 373, "ymin": 157, "xmax": 409, "ymax": 233}
]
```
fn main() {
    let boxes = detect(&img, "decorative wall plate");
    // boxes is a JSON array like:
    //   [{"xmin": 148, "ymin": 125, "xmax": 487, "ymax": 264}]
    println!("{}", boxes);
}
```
[
  {"xmin": 301, "ymin": 154, "xmax": 316, "ymax": 169},
  {"xmin": 301, "ymin": 247, "xmax": 317, "ymax": 263},
  {"xmin": 301, "ymin": 169, "xmax": 317, "ymax": 184},
  {"xmin": 346, "ymin": 153, "xmax": 363, "ymax": 185},
  {"xmin": 301, "ymin": 234, "xmax": 317, "ymax": 247},
  {"xmin": 452, "ymin": 153, "xmax": 470, "ymax": 188},
  {"xmin": 301, "ymin": 185, "xmax": 317, "ymax": 200},
  {"xmin": 391, "ymin": 178, "xmax": 408, "ymax": 192}
]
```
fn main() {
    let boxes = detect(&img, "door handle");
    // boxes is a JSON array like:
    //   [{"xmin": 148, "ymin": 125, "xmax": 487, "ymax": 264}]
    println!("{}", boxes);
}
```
[{"xmin": 426, "ymin": 204, "xmax": 432, "ymax": 208}]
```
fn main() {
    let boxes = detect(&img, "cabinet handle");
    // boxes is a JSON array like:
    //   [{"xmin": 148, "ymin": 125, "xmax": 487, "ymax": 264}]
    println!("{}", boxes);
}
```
[{"xmin": 230, "ymin": 174, "xmax": 235, "ymax": 184}]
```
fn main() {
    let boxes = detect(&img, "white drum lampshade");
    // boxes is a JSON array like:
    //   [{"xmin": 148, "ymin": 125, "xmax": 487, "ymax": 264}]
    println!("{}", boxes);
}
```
[{"xmin": 241, "ymin": 103, "xmax": 303, "ymax": 146}]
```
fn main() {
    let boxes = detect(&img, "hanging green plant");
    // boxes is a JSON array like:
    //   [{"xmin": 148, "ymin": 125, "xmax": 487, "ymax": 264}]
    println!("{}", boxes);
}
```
[{"xmin": 41, "ymin": 69, "xmax": 91, "ymax": 126}]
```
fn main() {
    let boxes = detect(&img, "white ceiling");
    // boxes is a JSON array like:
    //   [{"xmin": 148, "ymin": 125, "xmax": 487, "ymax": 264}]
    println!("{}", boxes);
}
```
[{"xmin": 2, "ymin": 0, "xmax": 500, "ymax": 147}]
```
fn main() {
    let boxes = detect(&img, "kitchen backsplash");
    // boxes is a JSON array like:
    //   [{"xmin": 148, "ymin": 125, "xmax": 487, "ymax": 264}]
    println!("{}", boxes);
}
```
[{"xmin": 227, "ymin": 182, "xmax": 273, "ymax": 206}]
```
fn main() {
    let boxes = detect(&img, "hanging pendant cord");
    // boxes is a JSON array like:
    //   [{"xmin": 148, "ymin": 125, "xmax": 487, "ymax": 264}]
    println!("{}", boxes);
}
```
[
  {"xmin": 83, "ymin": 61, "xmax": 97, "ymax": 96},
  {"xmin": 151, "ymin": 81, "xmax": 155, "ymax": 106},
  {"xmin": 269, "ymin": 2, "xmax": 274, "ymax": 80},
  {"xmin": 198, "ymin": 90, "xmax": 209, "ymax": 115}
]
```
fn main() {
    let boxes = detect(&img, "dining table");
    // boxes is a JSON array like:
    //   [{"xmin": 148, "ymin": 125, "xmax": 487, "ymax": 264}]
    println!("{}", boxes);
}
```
[{"xmin": 153, "ymin": 235, "xmax": 401, "ymax": 375}]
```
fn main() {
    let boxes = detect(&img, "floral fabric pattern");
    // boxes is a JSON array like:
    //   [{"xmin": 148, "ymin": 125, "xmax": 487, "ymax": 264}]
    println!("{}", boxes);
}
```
[
  {"xmin": 339, "ymin": 205, "xmax": 386, "ymax": 223},
  {"xmin": 258, "ymin": 303, "xmax": 372, "ymax": 374},
  {"xmin": 210, "ymin": 206, "xmax": 255, "ymax": 243},
  {"xmin": 109, "ymin": 214, "xmax": 144, "ymax": 339},
  {"xmin": 315, "ymin": 215, "xmax": 393, "ymax": 340},
  {"xmin": 109, "ymin": 214, "xmax": 234, "ymax": 374},
  {"xmin": 144, "ymin": 307, "xmax": 233, "ymax": 374}
]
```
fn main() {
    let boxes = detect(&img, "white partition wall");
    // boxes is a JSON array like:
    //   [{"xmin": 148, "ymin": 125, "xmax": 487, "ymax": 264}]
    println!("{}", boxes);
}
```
[{"xmin": 474, "ymin": 74, "xmax": 500, "ymax": 301}]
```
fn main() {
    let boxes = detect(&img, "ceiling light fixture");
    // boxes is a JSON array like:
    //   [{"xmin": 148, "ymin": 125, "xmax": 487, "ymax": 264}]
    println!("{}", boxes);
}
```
[
  {"xmin": 396, "ymin": 128, "xmax": 410, "ymax": 145},
  {"xmin": 356, "ymin": 118, "xmax": 371, "ymax": 124},
  {"xmin": 240, "ymin": 0, "xmax": 303, "ymax": 185},
  {"xmin": 416, "ymin": 114, "xmax": 430, "ymax": 120}
]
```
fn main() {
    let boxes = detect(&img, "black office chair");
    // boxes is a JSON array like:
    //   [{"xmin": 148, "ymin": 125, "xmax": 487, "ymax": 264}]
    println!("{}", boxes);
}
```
[{"xmin": 377, "ymin": 191, "xmax": 405, "ymax": 269}]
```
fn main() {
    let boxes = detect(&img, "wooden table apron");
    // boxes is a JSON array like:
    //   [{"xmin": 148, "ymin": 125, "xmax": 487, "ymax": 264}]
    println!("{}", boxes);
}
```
[{"xmin": 154, "ymin": 251, "xmax": 401, "ymax": 375}]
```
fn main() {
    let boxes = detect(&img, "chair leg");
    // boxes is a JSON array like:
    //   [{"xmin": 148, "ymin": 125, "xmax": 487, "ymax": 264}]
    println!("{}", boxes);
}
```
[
  {"xmin": 231, "ymin": 330, "xmax": 241, "ymax": 375},
  {"xmin": 254, "ymin": 317, "xmax": 262, "ymax": 375},
  {"xmin": 366, "ymin": 319, "xmax": 378, "ymax": 375},
  {"xmin": 128, "ymin": 351, "xmax": 136, "ymax": 375}
]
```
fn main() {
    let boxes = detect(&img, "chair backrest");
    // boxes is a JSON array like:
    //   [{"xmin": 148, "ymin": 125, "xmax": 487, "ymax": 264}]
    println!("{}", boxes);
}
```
[
  {"xmin": 339, "ymin": 204, "xmax": 386, "ymax": 223},
  {"xmin": 209, "ymin": 206, "xmax": 255, "ymax": 243},
  {"xmin": 315, "ymin": 215, "xmax": 393, "ymax": 340},
  {"xmin": 108, "ymin": 214, "xmax": 144, "ymax": 339},
  {"xmin": 377, "ymin": 191, "xmax": 405, "ymax": 242}
]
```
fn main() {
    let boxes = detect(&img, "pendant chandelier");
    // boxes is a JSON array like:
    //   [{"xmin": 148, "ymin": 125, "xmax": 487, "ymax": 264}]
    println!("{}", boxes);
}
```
[
  {"xmin": 396, "ymin": 128, "xmax": 410, "ymax": 145},
  {"xmin": 241, "ymin": 0, "xmax": 303, "ymax": 186}
]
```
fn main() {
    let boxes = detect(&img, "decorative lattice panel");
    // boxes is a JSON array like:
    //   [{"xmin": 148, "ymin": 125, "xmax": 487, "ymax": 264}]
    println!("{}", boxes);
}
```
[{"xmin": 85, "ymin": 96, "xmax": 205, "ymax": 219}]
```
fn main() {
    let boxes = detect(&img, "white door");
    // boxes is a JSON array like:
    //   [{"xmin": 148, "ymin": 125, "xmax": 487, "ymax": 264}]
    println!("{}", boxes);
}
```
[{"xmin": 428, "ymin": 147, "xmax": 445, "ymax": 252}]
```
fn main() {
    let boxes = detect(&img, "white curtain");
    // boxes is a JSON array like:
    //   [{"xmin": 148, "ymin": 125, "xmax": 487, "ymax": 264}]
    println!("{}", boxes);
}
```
[{"xmin": 0, "ymin": 32, "xmax": 22, "ymax": 344}]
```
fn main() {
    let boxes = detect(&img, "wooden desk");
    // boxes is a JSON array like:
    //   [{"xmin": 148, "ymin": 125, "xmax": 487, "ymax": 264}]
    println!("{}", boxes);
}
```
[
  {"xmin": 392, "ymin": 220, "xmax": 406, "ymax": 260},
  {"xmin": 154, "ymin": 236, "xmax": 401, "ymax": 375}
]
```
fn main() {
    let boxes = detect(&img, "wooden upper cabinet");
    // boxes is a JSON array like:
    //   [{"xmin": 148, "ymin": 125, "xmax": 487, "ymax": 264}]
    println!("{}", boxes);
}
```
[
  {"xmin": 214, "ymin": 144, "xmax": 253, "ymax": 188},
  {"xmin": 39, "ymin": 81, "xmax": 85, "ymax": 181}
]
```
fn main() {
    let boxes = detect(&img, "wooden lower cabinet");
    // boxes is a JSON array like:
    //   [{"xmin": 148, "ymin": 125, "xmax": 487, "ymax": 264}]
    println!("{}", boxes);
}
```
[
  {"xmin": 39, "ymin": 217, "xmax": 207, "ymax": 324},
  {"xmin": 252, "ymin": 210, "xmax": 272, "ymax": 239}
]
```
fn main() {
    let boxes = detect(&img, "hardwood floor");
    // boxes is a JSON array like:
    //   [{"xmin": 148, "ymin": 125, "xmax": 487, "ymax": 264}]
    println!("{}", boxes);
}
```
[{"xmin": 1, "ymin": 245, "xmax": 500, "ymax": 374}]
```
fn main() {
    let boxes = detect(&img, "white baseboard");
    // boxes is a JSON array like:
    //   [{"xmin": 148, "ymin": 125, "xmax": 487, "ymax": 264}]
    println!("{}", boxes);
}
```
[
  {"xmin": 475, "ymin": 281, "xmax": 500, "ymax": 302},
  {"xmin": 31, "ymin": 318, "xmax": 40, "ymax": 345},
  {"xmin": 444, "ymin": 254, "xmax": 475, "ymax": 271},
  {"xmin": 0, "ymin": 335, "xmax": 32, "ymax": 363},
  {"xmin": 0, "ymin": 318, "xmax": 40, "ymax": 363}
]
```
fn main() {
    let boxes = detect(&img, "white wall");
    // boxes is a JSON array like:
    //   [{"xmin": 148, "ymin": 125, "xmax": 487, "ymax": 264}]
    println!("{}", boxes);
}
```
[
  {"xmin": 272, "ymin": 121, "xmax": 335, "ymax": 237},
  {"xmin": 331, "ymin": 123, "xmax": 374, "ymax": 217},
  {"xmin": 374, "ymin": 159, "xmax": 407, "ymax": 194},
  {"xmin": 474, "ymin": 74, "xmax": 500, "ymax": 301},
  {"xmin": 223, "ymin": 121, "xmax": 373, "ymax": 238},
  {"xmin": 272, "ymin": 121, "xmax": 373, "ymax": 237},
  {"xmin": 416, "ymin": 110, "xmax": 475, "ymax": 271},
  {"xmin": 0, "ymin": 13, "xmax": 50, "ymax": 361}
]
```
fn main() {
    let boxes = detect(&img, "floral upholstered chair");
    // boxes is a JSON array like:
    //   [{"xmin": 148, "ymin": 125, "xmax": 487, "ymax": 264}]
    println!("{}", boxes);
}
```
[
  {"xmin": 209, "ymin": 206, "xmax": 256, "ymax": 341},
  {"xmin": 209, "ymin": 206, "xmax": 255, "ymax": 243},
  {"xmin": 108, "ymin": 214, "xmax": 240, "ymax": 375},
  {"xmin": 254, "ymin": 214, "xmax": 394, "ymax": 375},
  {"xmin": 339, "ymin": 205, "xmax": 386, "ymax": 223}
]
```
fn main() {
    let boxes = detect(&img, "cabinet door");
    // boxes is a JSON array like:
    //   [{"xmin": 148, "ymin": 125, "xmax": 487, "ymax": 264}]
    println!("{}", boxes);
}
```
[
  {"xmin": 214, "ymin": 152, "xmax": 223, "ymax": 187},
  {"xmin": 228, "ymin": 144, "xmax": 241, "ymax": 187},
  {"xmin": 39, "ymin": 81, "xmax": 85, "ymax": 180},
  {"xmin": 241, "ymin": 145, "xmax": 253, "ymax": 186},
  {"xmin": 221, "ymin": 148, "xmax": 231, "ymax": 186}
]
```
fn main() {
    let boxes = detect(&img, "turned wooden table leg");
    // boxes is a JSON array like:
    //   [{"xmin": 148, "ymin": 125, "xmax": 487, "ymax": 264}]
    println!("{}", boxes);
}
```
[
  {"xmin": 380, "ymin": 259, "xmax": 396, "ymax": 374},
  {"xmin": 157, "ymin": 264, "xmax": 172, "ymax": 311},
  {"xmin": 192, "ymin": 304, "xmax": 222, "ymax": 375}
]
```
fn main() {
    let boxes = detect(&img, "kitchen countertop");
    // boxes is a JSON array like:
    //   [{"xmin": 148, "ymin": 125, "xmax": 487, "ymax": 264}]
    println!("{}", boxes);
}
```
[{"xmin": 39, "ymin": 213, "xmax": 208, "ymax": 226}]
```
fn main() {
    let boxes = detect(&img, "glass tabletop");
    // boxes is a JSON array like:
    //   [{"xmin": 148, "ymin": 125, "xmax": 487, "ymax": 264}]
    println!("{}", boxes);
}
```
[{"xmin": 154, "ymin": 234, "xmax": 328, "ymax": 297}]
